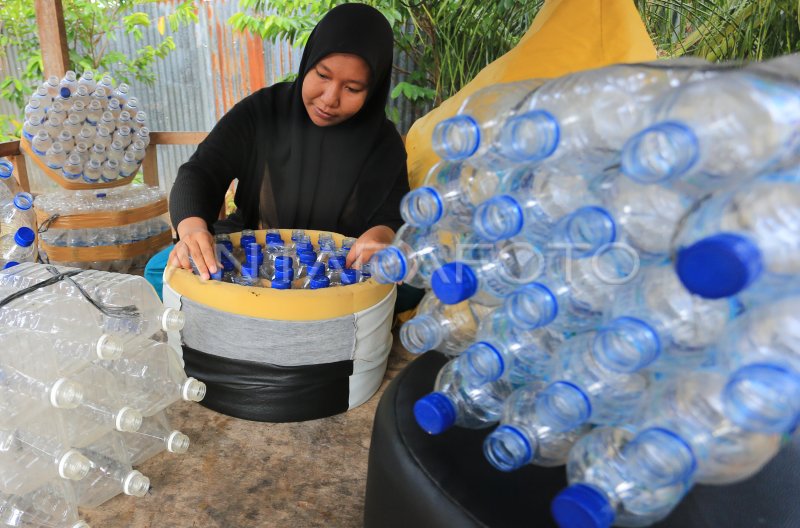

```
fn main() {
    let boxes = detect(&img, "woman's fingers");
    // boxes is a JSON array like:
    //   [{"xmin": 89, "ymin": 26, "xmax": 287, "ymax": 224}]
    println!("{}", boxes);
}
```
[{"xmin": 199, "ymin": 237, "xmax": 219, "ymax": 275}]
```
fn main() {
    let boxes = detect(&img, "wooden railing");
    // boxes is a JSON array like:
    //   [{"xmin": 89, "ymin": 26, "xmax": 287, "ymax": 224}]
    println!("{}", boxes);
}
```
[{"xmin": 0, "ymin": 131, "xmax": 208, "ymax": 193}]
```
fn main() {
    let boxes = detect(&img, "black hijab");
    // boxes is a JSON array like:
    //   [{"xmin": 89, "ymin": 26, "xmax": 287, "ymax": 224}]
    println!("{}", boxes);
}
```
[{"xmin": 257, "ymin": 3, "xmax": 403, "ymax": 235}]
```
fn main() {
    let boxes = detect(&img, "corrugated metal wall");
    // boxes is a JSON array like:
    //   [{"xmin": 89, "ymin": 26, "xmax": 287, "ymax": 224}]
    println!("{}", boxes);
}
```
[{"xmin": 1, "ymin": 0, "xmax": 423, "ymax": 191}]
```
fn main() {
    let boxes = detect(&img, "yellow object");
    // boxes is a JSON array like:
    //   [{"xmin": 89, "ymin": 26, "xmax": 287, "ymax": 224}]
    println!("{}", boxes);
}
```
[
  {"xmin": 405, "ymin": 0, "xmax": 658, "ymax": 188},
  {"xmin": 165, "ymin": 229, "xmax": 395, "ymax": 321}
]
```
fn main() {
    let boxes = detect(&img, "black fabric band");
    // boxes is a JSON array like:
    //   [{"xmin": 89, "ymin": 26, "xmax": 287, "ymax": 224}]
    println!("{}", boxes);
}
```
[{"xmin": 182, "ymin": 345, "xmax": 353, "ymax": 423}]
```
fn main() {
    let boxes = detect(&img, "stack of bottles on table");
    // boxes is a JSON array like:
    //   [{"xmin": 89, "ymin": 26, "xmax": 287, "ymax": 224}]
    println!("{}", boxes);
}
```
[
  {"xmin": 36, "ymin": 185, "xmax": 172, "ymax": 273},
  {"xmin": 0, "ymin": 261, "xmax": 206, "ymax": 527},
  {"xmin": 0, "ymin": 158, "xmax": 38, "ymax": 270},
  {"xmin": 208, "ymin": 228, "xmax": 372, "ymax": 289},
  {"xmin": 365, "ymin": 54, "xmax": 800, "ymax": 527},
  {"xmin": 22, "ymin": 70, "xmax": 149, "ymax": 184}
]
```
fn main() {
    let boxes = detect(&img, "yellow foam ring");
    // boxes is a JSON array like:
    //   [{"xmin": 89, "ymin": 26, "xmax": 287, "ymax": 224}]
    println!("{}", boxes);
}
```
[
  {"xmin": 166, "ymin": 229, "xmax": 395, "ymax": 321},
  {"xmin": 19, "ymin": 137, "xmax": 137, "ymax": 190}
]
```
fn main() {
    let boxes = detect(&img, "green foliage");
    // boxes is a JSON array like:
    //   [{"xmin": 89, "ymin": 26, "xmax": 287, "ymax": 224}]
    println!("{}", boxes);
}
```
[
  {"xmin": 636, "ymin": 0, "xmax": 800, "ymax": 61},
  {"xmin": 0, "ymin": 0, "xmax": 198, "ymax": 138}
]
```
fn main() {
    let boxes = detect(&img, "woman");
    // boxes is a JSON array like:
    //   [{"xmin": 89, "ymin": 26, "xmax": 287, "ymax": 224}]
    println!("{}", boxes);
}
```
[{"xmin": 167, "ymin": 3, "xmax": 408, "ymax": 281}]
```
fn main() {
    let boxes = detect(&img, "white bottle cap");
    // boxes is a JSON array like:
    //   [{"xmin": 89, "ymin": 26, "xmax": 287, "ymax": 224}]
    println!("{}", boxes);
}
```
[
  {"xmin": 123, "ymin": 470, "xmax": 150, "ymax": 497},
  {"xmin": 161, "ymin": 308, "xmax": 186, "ymax": 332},
  {"xmin": 58, "ymin": 449, "xmax": 91, "ymax": 480},
  {"xmin": 167, "ymin": 431, "xmax": 190, "ymax": 454},
  {"xmin": 50, "ymin": 378, "xmax": 84, "ymax": 409},
  {"xmin": 182, "ymin": 377, "xmax": 206, "ymax": 402},
  {"xmin": 115, "ymin": 407, "xmax": 143, "ymax": 432}
]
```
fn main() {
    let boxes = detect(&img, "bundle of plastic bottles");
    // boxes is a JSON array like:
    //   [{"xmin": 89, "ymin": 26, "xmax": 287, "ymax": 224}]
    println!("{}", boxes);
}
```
[
  {"xmin": 208, "ymin": 228, "xmax": 372, "ymax": 289},
  {"xmin": 0, "ymin": 261, "xmax": 206, "ymax": 527},
  {"xmin": 37, "ymin": 185, "xmax": 172, "ymax": 273},
  {"xmin": 22, "ymin": 70, "xmax": 149, "ymax": 184},
  {"xmin": 367, "ymin": 55, "xmax": 800, "ymax": 527},
  {"xmin": 0, "ymin": 158, "xmax": 38, "ymax": 270}
]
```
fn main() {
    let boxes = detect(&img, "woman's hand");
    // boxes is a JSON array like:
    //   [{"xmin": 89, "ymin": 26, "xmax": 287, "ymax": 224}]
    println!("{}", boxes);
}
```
[
  {"xmin": 345, "ymin": 225, "xmax": 395, "ymax": 268},
  {"xmin": 169, "ymin": 217, "xmax": 219, "ymax": 280}
]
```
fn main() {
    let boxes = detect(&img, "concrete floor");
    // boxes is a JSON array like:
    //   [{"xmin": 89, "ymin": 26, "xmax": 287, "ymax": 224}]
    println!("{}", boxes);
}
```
[{"xmin": 79, "ymin": 330, "xmax": 417, "ymax": 528}]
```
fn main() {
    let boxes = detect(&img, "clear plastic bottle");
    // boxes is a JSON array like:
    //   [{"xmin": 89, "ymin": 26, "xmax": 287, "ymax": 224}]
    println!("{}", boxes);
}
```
[
  {"xmin": 674, "ymin": 178, "xmax": 800, "ymax": 300},
  {"xmin": 621, "ymin": 67, "xmax": 800, "ymax": 195},
  {"xmin": 117, "ymin": 110, "xmax": 132, "ymax": 129},
  {"xmin": 21, "ymin": 114, "xmax": 45, "ymax": 141},
  {"xmin": 23, "ymin": 98, "xmax": 45, "ymax": 122},
  {"xmin": 0, "ymin": 415, "xmax": 92, "ymax": 496},
  {"xmin": 44, "ymin": 142, "xmax": 67, "ymax": 169},
  {"xmin": 413, "ymin": 355, "xmax": 514, "ymax": 435},
  {"xmin": 57, "ymin": 128, "xmax": 77, "ymax": 151},
  {"xmin": 466, "ymin": 318, "xmax": 561, "ymax": 387},
  {"xmin": 123, "ymin": 96, "xmax": 139, "ymax": 115},
  {"xmin": 74, "ymin": 433, "xmax": 150, "ymax": 507},
  {"xmin": 121, "ymin": 411, "xmax": 190, "ymax": 465},
  {"xmin": 98, "ymin": 111, "xmax": 116, "ymax": 133},
  {"xmin": 111, "ymin": 83, "xmax": 130, "ymax": 105},
  {"xmin": 127, "ymin": 139, "xmax": 146, "ymax": 162},
  {"xmin": 708, "ymin": 295, "xmax": 800, "ymax": 434},
  {"xmin": 400, "ymin": 162, "xmax": 500, "ymax": 231},
  {"xmin": 62, "ymin": 113, "xmax": 84, "ymax": 137},
  {"xmin": 325, "ymin": 255, "xmax": 346, "ymax": 286},
  {"xmin": 105, "ymin": 140, "xmax": 125, "ymax": 164},
  {"xmin": 112, "ymin": 125, "xmax": 132, "ymax": 148},
  {"xmin": 83, "ymin": 159, "xmax": 102, "ymax": 184},
  {"xmin": 472, "ymin": 164, "xmax": 595, "ymax": 245},
  {"xmin": 94, "ymin": 125, "xmax": 113, "ymax": 149},
  {"xmin": 0, "ymin": 192, "xmax": 35, "ymax": 234},
  {"xmin": 547, "ymin": 332, "xmax": 650, "ymax": 427},
  {"xmin": 369, "ymin": 224, "xmax": 455, "ymax": 288},
  {"xmin": 132, "ymin": 111, "xmax": 147, "ymax": 131},
  {"xmin": 97, "ymin": 74, "xmax": 115, "ymax": 95},
  {"xmin": 296, "ymin": 262, "xmax": 326, "ymax": 289},
  {"xmin": 601, "ymin": 265, "xmax": 734, "ymax": 374},
  {"xmin": 73, "ymin": 84, "xmax": 92, "ymax": 107},
  {"xmin": 31, "ymin": 130, "xmax": 53, "ymax": 156},
  {"xmin": 78, "ymin": 70, "xmax": 97, "ymax": 93},
  {"xmin": 57, "ymin": 70, "xmax": 78, "ymax": 98},
  {"xmin": 28, "ymin": 85, "xmax": 51, "ymax": 109},
  {"xmin": 135, "ymin": 126, "xmax": 150, "ymax": 148},
  {"xmin": 483, "ymin": 381, "xmax": 591, "ymax": 471},
  {"xmin": 0, "ymin": 480, "xmax": 90, "ymax": 528},
  {"xmin": 85, "ymin": 100, "xmax": 103, "ymax": 125},
  {"xmin": 97, "ymin": 159, "xmax": 119, "ymax": 183},
  {"xmin": 514, "ymin": 245, "xmax": 638, "ymax": 335},
  {"xmin": 119, "ymin": 151, "xmax": 140, "ymax": 178},
  {"xmin": 589, "ymin": 169, "xmax": 693, "ymax": 264},
  {"xmin": 431, "ymin": 239, "xmax": 543, "ymax": 307},
  {"xmin": 506, "ymin": 58, "xmax": 717, "ymax": 171},
  {"xmin": 0, "ymin": 226, "xmax": 36, "ymax": 265},
  {"xmin": 100, "ymin": 340, "xmax": 206, "ymax": 416},
  {"xmin": 431, "ymin": 79, "xmax": 541, "ymax": 168},
  {"xmin": 0, "ymin": 159, "xmax": 18, "ymax": 199},
  {"xmin": 0, "ymin": 263, "xmax": 184, "ymax": 338},
  {"xmin": 552, "ymin": 426, "xmax": 688, "ymax": 528},
  {"xmin": 399, "ymin": 297, "xmax": 489, "ymax": 355}
]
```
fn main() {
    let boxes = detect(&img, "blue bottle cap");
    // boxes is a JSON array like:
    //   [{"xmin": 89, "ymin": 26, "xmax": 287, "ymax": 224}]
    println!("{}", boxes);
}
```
[
  {"xmin": 59, "ymin": 86, "xmax": 71, "ymax": 99},
  {"xmin": 266, "ymin": 233, "xmax": 283, "ymax": 243},
  {"xmin": 309, "ymin": 275, "xmax": 330, "ymax": 289},
  {"xmin": 209, "ymin": 269, "xmax": 223, "ymax": 281},
  {"xmin": 298, "ymin": 251, "xmax": 317, "ymax": 265},
  {"xmin": 271, "ymin": 279, "xmax": 291, "ymax": 290},
  {"xmin": 551, "ymin": 484, "xmax": 615, "ymax": 528},
  {"xmin": 676, "ymin": 233, "xmax": 763, "ymax": 299},
  {"xmin": 340, "ymin": 268, "xmax": 358, "ymax": 285},
  {"xmin": 274, "ymin": 255, "xmax": 293, "ymax": 269},
  {"xmin": 413, "ymin": 392, "xmax": 457, "ymax": 435},
  {"xmin": 267, "ymin": 238, "xmax": 284, "ymax": 247},
  {"xmin": 274, "ymin": 267, "xmax": 294, "ymax": 281},
  {"xmin": 308, "ymin": 262, "xmax": 326, "ymax": 278},
  {"xmin": 241, "ymin": 263, "xmax": 259, "ymax": 278},
  {"xmin": 240, "ymin": 235, "xmax": 256, "ymax": 249},
  {"xmin": 14, "ymin": 227, "xmax": 35, "ymax": 247},
  {"xmin": 296, "ymin": 241, "xmax": 313, "ymax": 253},
  {"xmin": 329, "ymin": 256, "xmax": 346, "ymax": 270},
  {"xmin": 221, "ymin": 257, "xmax": 235, "ymax": 272},
  {"xmin": 431, "ymin": 262, "xmax": 478, "ymax": 304},
  {"xmin": 2, "ymin": 261, "xmax": 19, "ymax": 270},
  {"xmin": 219, "ymin": 240, "xmax": 234, "ymax": 252}
]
